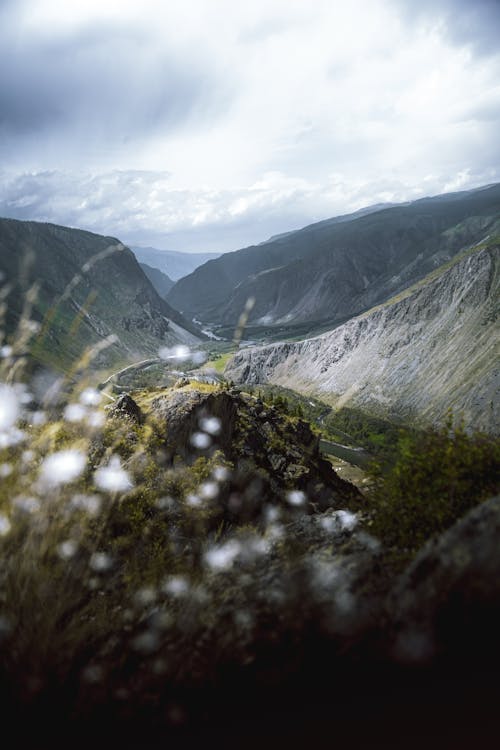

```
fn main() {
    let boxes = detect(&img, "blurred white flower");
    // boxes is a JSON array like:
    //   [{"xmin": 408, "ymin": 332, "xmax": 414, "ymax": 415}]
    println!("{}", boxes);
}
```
[
  {"xmin": 158, "ymin": 345, "xmax": 190, "ymax": 362},
  {"xmin": 334, "ymin": 510, "xmax": 358, "ymax": 532},
  {"xmin": 212, "ymin": 465, "xmax": 230, "ymax": 481},
  {"xmin": 286, "ymin": 489, "xmax": 306, "ymax": 506},
  {"xmin": 79, "ymin": 388, "xmax": 102, "ymax": 406},
  {"xmin": 89, "ymin": 551, "xmax": 113, "ymax": 572},
  {"xmin": 0, "ymin": 515, "xmax": 11, "ymax": 536},
  {"xmin": 199, "ymin": 416, "xmax": 221, "ymax": 435},
  {"xmin": 31, "ymin": 410, "xmax": 47, "ymax": 426},
  {"xmin": 94, "ymin": 456, "xmax": 132, "ymax": 492},
  {"xmin": 190, "ymin": 432, "xmax": 211, "ymax": 449},
  {"xmin": 0, "ymin": 384, "xmax": 20, "ymax": 431},
  {"xmin": 162, "ymin": 575, "xmax": 189, "ymax": 597},
  {"xmin": 0, "ymin": 463, "xmax": 12, "ymax": 478},
  {"xmin": 205, "ymin": 540, "xmax": 241, "ymax": 571},
  {"xmin": 185, "ymin": 493, "xmax": 202, "ymax": 507},
  {"xmin": 58, "ymin": 539, "xmax": 78, "ymax": 559},
  {"xmin": 199, "ymin": 481, "xmax": 219, "ymax": 500},
  {"xmin": 64, "ymin": 403, "xmax": 87, "ymax": 422},
  {"xmin": 40, "ymin": 449, "xmax": 86, "ymax": 487}
]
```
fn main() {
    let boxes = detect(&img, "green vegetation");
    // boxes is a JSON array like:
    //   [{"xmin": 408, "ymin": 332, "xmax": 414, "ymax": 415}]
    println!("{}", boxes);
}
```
[
  {"xmin": 205, "ymin": 349, "xmax": 235, "ymax": 373},
  {"xmin": 368, "ymin": 417, "xmax": 500, "ymax": 556}
]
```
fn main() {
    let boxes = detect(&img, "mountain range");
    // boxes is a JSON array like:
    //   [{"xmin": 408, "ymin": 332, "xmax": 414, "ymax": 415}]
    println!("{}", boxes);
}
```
[
  {"xmin": 0, "ymin": 219, "xmax": 201, "ymax": 371},
  {"xmin": 167, "ymin": 184, "xmax": 500, "ymax": 336}
]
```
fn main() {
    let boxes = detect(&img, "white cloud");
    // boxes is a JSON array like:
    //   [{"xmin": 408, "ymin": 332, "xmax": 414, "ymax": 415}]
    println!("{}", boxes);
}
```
[{"xmin": 0, "ymin": 0, "xmax": 499, "ymax": 251}]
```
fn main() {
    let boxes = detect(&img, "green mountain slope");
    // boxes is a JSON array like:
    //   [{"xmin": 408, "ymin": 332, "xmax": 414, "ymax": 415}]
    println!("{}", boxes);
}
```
[{"xmin": 0, "ymin": 218, "xmax": 202, "ymax": 371}]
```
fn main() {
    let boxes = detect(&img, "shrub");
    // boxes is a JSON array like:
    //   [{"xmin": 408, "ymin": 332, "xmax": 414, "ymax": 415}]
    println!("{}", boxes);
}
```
[{"xmin": 368, "ymin": 416, "xmax": 500, "ymax": 552}]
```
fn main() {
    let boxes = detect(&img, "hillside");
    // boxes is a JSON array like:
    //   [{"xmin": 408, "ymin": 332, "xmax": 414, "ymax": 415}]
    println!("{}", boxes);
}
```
[
  {"xmin": 0, "ymin": 218, "xmax": 202, "ymax": 371},
  {"xmin": 225, "ymin": 241, "xmax": 500, "ymax": 434},
  {"xmin": 167, "ymin": 184, "xmax": 500, "ymax": 331}
]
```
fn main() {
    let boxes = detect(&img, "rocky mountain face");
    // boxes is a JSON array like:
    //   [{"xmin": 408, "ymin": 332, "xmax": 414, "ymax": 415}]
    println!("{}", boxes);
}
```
[
  {"xmin": 226, "ymin": 242, "xmax": 500, "ymax": 434},
  {"xmin": 0, "ymin": 218, "xmax": 201, "ymax": 370},
  {"xmin": 132, "ymin": 245, "xmax": 220, "ymax": 281},
  {"xmin": 167, "ymin": 183, "xmax": 500, "ymax": 330},
  {"xmin": 139, "ymin": 262, "xmax": 175, "ymax": 297}
]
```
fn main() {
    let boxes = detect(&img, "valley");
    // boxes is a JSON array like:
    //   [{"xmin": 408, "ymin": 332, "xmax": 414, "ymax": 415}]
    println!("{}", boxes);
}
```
[{"xmin": 0, "ymin": 184, "xmax": 499, "ymax": 745}]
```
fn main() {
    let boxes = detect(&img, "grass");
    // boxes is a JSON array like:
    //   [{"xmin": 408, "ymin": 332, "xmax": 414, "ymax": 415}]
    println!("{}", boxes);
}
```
[{"xmin": 204, "ymin": 349, "xmax": 236, "ymax": 373}]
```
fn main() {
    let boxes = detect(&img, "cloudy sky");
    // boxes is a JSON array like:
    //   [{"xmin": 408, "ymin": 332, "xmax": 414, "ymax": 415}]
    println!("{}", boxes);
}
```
[{"xmin": 0, "ymin": 0, "xmax": 499, "ymax": 253}]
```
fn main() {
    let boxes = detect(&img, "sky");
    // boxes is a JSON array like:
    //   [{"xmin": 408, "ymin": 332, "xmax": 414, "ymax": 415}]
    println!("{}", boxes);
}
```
[{"xmin": 0, "ymin": 0, "xmax": 499, "ymax": 253}]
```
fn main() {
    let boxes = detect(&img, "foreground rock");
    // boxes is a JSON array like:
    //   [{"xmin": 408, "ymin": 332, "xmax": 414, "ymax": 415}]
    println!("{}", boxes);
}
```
[
  {"xmin": 389, "ymin": 493, "xmax": 500, "ymax": 664},
  {"xmin": 148, "ymin": 385, "xmax": 362, "ymax": 515}
]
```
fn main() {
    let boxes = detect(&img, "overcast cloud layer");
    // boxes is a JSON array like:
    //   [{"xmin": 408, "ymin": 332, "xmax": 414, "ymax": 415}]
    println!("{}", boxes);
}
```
[{"xmin": 1, "ymin": 0, "xmax": 499, "ymax": 252}]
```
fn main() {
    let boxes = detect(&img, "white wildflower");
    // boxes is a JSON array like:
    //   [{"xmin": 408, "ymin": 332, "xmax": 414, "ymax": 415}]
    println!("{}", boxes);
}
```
[
  {"xmin": 79, "ymin": 388, "xmax": 102, "ymax": 406},
  {"xmin": 40, "ymin": 449, "xmax": 86, "ymax": 487},
  {"xmin": 0, "ymin": 384, "xmax": 20, "ymax": 431},
  {"xmin": 64, "ymin": 403, "xmax": 87, "ymax": 422},
  {"xmin": 89, "ymin": 552, "xmax": 112, "ymax": 572},
  {"xmin": 335, "ymin": 510, "xmax": 358, "ymax": 532},
  {"xmin": 286, "ymin": 489, "xmax": 306, "ymax": 506},
  {"xmin": 204, "ymin": 540, "xmax": 241, "ymax": 571},
  {"xmin": 58, "ymin": 540, "xmax": 78, "ymax": 559},
  {"xmin": 199, "ymin": 416, "xmax": 221, "ymax": 435},
  {"xmin": 94, "ymin": 456, "xmax": 132, "ymax": 492},
  {"xmin": 162, "ymin": 575, "xmax": 189, "ymax": 597},
  {"xmin": 212, "ymin": 465, "xmax": 230, "ymax": 481},
  {"xmin": 199, "ymin": 481, "xmax": 219, "ymax": 500},
  {"xmin": 190, "ymin": 432, "xmax": 211, "ymax": 449},
  {"xmin": 0, "ymin": 515, "xmax": 11, "ymax": 536}
]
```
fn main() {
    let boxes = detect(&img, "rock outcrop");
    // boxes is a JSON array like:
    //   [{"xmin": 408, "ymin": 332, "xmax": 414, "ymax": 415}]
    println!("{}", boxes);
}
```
[{"xmin": 148, "ymin": 386, "xmax": 362, "ymax": 515}]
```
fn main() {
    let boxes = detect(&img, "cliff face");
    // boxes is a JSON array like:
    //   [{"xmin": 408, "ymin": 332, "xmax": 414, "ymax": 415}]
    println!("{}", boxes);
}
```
[{"xmin": 225, "ymin": 244, "xmax": 500, "ymax": 433}]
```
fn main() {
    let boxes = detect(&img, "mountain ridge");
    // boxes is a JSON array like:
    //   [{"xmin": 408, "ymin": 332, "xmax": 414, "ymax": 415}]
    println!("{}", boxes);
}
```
[{"xmin": 167, "ymin": 183, "xmax": 500, "ymax": 331}]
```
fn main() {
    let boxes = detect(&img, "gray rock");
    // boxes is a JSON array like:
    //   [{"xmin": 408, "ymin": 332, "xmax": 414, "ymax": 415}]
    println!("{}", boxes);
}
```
[
  {"xmin": 108, "ymin": 393, "xmax": 144, "ymax": 424},
  {"xmin": 389, "ymin": 494, "xmax": 500, "ymax": 663}
]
